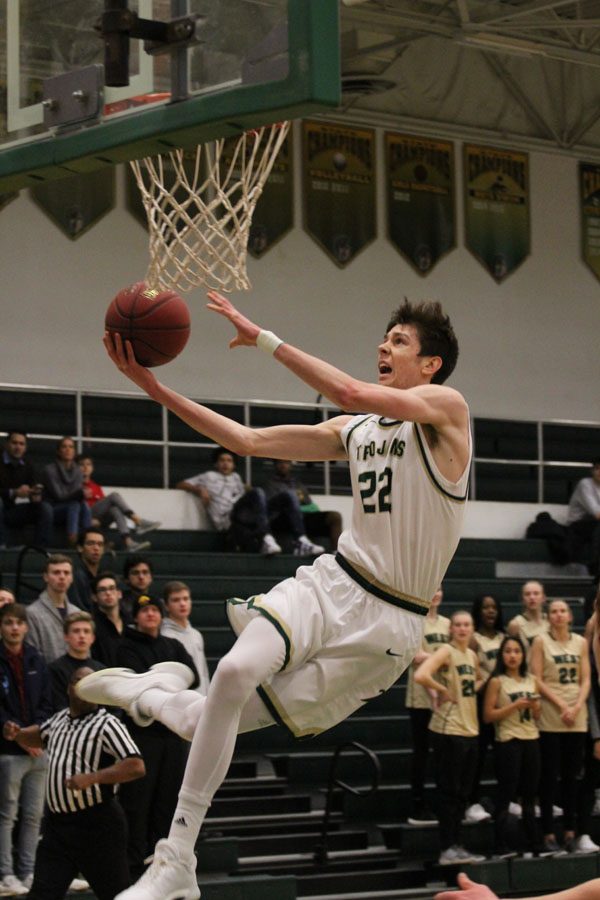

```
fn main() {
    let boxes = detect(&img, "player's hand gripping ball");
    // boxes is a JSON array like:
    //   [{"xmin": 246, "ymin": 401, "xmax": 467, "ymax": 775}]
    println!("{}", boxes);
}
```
[{"xmin": 105, "ymin": 282, "xmax": 191, "ymax": 367}]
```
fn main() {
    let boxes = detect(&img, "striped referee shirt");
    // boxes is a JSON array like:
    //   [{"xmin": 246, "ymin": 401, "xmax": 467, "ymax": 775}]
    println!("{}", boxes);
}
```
[{"xmin": 39, "ymin": 706, "xmax": 141, "ymax": 814}]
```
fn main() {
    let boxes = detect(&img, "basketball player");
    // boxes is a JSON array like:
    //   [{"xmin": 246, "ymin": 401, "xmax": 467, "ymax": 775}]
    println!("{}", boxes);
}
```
[
  {"xmin": 77, "ymin": 291, "xmax": 471, "ymax": 900},
  {"xmin": 435, "ymin": 873, "xmax": 600, "ymax": 900}
]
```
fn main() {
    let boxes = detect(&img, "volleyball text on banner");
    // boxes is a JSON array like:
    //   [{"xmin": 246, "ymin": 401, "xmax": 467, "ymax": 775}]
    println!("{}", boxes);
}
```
[
  {"xmin": 303, "ymin": 120, "xmax": 376, "ymax": 267},
  {"xmin": 248, "ymin": 129, "xmax": 294, "ymax": 258},
  {"xmin": 580, "ymin": 162, "xmax": 600, "ymax": 283},
  {"xmin": 31, "ymin": 169, "xmax": 115, "ymax": 239},
  {"xmin": 386, "ymin": 133, "xmax": 455, "ymax": 275},
  {"xmin": 464, "ymin": 144, "xmax": 530, "ymax": 283}
]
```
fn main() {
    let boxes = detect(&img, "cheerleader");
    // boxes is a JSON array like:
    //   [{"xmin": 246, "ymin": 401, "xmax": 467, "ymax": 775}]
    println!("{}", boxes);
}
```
[
  {"xmin": 530, "ymin": 598, "xmax": 591, "ymax": 854},
  {"xmin": 415, "ymin": 610, "xmax": 485, "ymax": 865},
  {"xmin": 484, "ymin": 635, "xmax": 541, "ymax": 857},
  {"xmin": 507, "ymin": 580, "xmax": 549, "ymax": 651},
  {"xmin": 467, "ymin": 594, "xmax": 505, "ymax": 822},
  {"xmin": 405, "ymin": 587, "xmax": 450, "ymax": 825}
]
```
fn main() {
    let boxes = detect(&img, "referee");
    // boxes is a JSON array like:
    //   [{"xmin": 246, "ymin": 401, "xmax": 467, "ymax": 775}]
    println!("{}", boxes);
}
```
[{"xmin": 2, "ymin": 666, "xmax": 145, "ymax": 900}]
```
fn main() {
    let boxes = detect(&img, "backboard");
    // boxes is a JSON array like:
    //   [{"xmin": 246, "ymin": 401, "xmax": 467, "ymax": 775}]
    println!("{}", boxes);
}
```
[{"xmin": 0, "ymin": 0, "xmax": 340, "ymax": 192}]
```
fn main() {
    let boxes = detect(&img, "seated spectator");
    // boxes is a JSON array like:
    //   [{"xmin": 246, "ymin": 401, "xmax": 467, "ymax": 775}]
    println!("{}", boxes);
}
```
[
  {"xmin": 42, "ymin": 437, "xmax": 91, "ymax": 547},
  {"xmin": 77, "ymin": 454, "xmax": 159, "ymax": 552},
  {"xmin": 68, "ymin": 527, "xmax": 109, "ymax": 612},
  {"xmin": 0, "ymin": 431, "xmax": 53, "ymax": 549},
  {"xmin": 176, "ymin": 447, "xmax": 282, "ymax": 555},
  {"xmin": 121, "ymin": 554, "xmax": 155, "ymax": 615},
  {"xmin": 161, "ymin": 581, "xmax": 210, "ymax": 696},
  {"xmin": 0, "ymin": 589, "xmax": 15, "ymax": 609},
  {"xmin": 48, "ymin": 611, "xmax": 105, "ymax": 712},
  {"xmin": 264, "ymin": 459, "xmax": 340, "ymax": 555},
  {"xmin": 0, "ymin": 602, "xmax": 52, "ymax": 896},
  {"xmin": 90, "ymin": 572, "xmax": 132, "ymax": 667},
  {"xmin": 567, "ymin": 459, "xmax": 600, "ymax": 575},
  {"xmin": 3, "ymin": 667, "xmax": 145, "ymax": 900},
  {"xmin": 116, "ymin": 595, "xmax": 199, "ymax": 880},
  {"xmin": 26, "ymin": 555, "xmax": 79, "ymax": 664}
]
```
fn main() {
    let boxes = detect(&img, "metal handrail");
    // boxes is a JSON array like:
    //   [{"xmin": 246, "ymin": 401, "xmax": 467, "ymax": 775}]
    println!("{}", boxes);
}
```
[
  {"xmin": 314, "ymin": 741, "xmax": 381, "ymax": 866},
  {"xmin": 1, "ymin": 381, "xmax": 600, "ymax": 502}
]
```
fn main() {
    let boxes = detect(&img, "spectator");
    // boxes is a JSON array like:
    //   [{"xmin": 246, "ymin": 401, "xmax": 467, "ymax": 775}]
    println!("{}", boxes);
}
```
[
  {"xmin": 77, "ymin": 454, "xmax": 159, "ymax": 552},
  {"xmin": 48, "ymin": 611, "xmax": 105, "ymax": 712},
  {"xmin": 264, "ymin": 459, "xmax": 336, "ymax": 555},
  {"xmin": 0, "ymin": 431, "xmax": 53, "ymax": 549},
  {"xmin": 68, "ymin": 527, "xmax": 109, "ymax": 612},
  {"xmin": 121, "ymin": 555, "xmax": 154, "ymax": 615},
  {"xmin": 90, "ymin": 572, "xmax": 132, "ymax": 668},
  {"xmin": 26, "ymin": 555, "xmax": 79, "ymax": 663},
  {"xmin": 405, "ymin": 586, "xmax": 448, "ymax": 826},
  {"xmin": 0, "ymin": 589, "xmax": 15, "ymax": 609},
  {"xmin": 530, "ymin": 598, "xmax": 591, "ymax": 855},
  {"xmin": 507, "ymin": 580, "xmax": 549, "ymax": 652},
  {"xmin": 3, "ymin": 666, "xmax": 145, "ymax": 900},
  {"xmin": 483, "ymin": 635, "xmax": 542, "ymax": 859},
  {"xmin": 42, "ymin": 437, "xmax": 91, "ymax": 547},
  {"xmin": 0, "ymin": 602, "xmax": 52, "ymax": 896},
  {"xmin": 466, "ymin": 594, "xmax": 505, "ymax": 824},
  {"xmin": 567, "ymin": 459, "xmax": 600, "ymax": 575},
  {"xmin": 415, "ymin": 610, "xmax": 485, "ymax": 866},
  {"xmin": 161, "ymin": 581, "xmax": 210, "ymax": 696},
  {"xmin": 176, "ymin": 447, "xmax": 282, "ymax": 555},
  {"xmin": 116, "ymin": 595, "xmax": 199, "ymax": 879}
]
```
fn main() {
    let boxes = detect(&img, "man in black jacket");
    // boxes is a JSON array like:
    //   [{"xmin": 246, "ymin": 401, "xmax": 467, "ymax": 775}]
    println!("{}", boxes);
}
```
[
  {"xmin": 117, "ymin": 595, "xmax": 199, "ymax": 880},
  {"xmin": 48, "ymin": 611, "xmax": 105, "ymax": 712},
  {"xmin": 91, "ymin": 572, "xmax": 132, "ymax": 667},
  {"xmin": 0, "ymin": 431, "xmax": 53, "ymax": 549},
  {"xmin": 0, "ymin": 603, "xmax": 53, "ymax": 895}
]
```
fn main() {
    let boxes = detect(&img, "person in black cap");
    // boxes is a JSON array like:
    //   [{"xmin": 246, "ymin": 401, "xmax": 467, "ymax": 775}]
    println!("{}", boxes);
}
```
[{"xmin": 116, "ymin": 595, "xmax": 199, "ymax": 881}]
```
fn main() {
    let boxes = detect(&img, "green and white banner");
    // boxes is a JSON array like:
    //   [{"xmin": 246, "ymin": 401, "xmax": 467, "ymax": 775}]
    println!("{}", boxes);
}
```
[
  {"xmin": 580, "ymin": 162, "xmax": 600, "ymax": 282},
  {"xmin": 249, "ymin": 130, "xmax": 293, "ymax": 258},
  {"xmin": 386, "ymin": 133, "xmax": 455, "ymax": 275},
  {"xmin": 464, "ymin": 144, "xmax": 530, "ymax": 283},
  {"xmin": 303, "ymin": 120, "xmax": 376, "ymax": 267}
]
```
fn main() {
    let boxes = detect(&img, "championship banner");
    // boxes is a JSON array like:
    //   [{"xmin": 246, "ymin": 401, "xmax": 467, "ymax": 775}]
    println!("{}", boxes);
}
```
[
  {"xmin": 386, "ymin": 133, "xmax": 455, "ymax": 275},
  {"xmin": 303, "ymin": 120, "xmax": 376, "ymax": 267},
  {"xmin": 580, "ymin": 162, "xmax": 600, "ymax": 282},
  {"xmin": 32, "ymin": 169, "xmax": 115, "ymax": 239},
  {"xmin": 464, "ymin": 144, "xmax": 530, "ymax": 282},
  {"xmin": 248, "ymin": 130, "xmax": 293, "ymax": 258}
]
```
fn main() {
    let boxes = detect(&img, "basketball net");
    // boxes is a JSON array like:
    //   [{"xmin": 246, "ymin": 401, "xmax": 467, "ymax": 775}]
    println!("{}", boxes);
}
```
[{"xmin": 130, "ymin": 121, "xmax": 290, "ymax": 293}]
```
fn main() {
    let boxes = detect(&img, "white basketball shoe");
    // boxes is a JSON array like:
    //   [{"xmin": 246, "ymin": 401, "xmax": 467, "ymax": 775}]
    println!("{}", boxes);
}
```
[{"xmin": 114, "ymin": 839, "xmax": 200, "ymax": 900}]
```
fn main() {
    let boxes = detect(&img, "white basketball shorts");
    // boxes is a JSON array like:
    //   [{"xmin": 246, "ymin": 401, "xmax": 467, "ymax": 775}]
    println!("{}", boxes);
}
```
[{"xmin": 226, "ymin": 553, "xmax": 424, "ymax": 737}]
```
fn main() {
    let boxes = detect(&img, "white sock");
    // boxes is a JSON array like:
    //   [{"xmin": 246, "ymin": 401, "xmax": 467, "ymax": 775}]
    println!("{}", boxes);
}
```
[
  {"xmin": 167, "ymin": 616, "xmax": 285, "ymax": 857},
  {"xmin": 141, "ymin": 688, "xmax": 205, "ymax": 741}
]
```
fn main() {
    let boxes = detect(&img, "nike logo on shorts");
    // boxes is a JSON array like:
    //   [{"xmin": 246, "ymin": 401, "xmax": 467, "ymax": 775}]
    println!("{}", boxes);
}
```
[{"xmin": 386, "ymin": 648, "xmax": 404, "ymax": 657}]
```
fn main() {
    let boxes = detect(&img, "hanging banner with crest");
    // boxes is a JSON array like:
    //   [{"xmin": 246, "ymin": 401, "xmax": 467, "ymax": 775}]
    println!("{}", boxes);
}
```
[
  {"xmin": 464, "ymin": 144, "xmax": 530, "ymax": 282},
  {"xmin": 580, "ymin": 162, "xmax": 600, "ymax": 282},
  {"xmin": 303, "ymin": 120, "xmax": 376, "ymax": 267},
  {"xmin": 248, "ymin": 129, "xmax": 293, "ymax": 258},
  {"xmin": 385, "ymin": 133, "xmax": 455, "ymax": 275}
]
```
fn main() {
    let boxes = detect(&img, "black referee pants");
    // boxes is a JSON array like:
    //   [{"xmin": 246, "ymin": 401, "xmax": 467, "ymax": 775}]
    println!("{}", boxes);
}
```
[{"xmin": 28, "ymin": 799, "xmax": 130, "ymax": 900}]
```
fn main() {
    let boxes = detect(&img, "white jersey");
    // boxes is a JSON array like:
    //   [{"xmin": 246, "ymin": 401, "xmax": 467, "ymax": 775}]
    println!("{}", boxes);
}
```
[{"xmin": 336, "ymin": 415, "xmax": 471, "ymax": 615}]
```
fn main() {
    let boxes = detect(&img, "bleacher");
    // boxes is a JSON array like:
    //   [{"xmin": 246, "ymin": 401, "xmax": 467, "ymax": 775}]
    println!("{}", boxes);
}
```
[{"xmin": 1, "ymin": 531, "xmax": 598, "ymax": 900}]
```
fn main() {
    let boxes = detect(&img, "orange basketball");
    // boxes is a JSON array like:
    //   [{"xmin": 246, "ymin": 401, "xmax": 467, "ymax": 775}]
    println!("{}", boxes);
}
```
[{"xmin": 105, "ymin": 282, "xmax": 190, "ymax": 367}]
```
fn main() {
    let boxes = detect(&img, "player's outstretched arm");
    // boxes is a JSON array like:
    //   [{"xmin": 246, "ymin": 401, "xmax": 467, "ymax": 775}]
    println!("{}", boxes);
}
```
[
  {"xmin": 206, "ymin": 291, "xmax": 468, "ymax": 434},
  {"xmin": 435, "ymin": 873, "xmax": 600, "ymax": 900},
  {"xmin": 103, "ymin": 332, "xmax": 348, "ymax": 462}
]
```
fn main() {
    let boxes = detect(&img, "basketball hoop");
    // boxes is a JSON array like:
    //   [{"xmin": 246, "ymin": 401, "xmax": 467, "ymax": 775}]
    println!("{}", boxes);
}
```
[{"xmin": 130, "ymin": 121, "xmax": 290, "ymax": 293}]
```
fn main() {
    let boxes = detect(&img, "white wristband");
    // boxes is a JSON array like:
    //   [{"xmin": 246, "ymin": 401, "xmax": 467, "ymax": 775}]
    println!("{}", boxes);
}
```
[{"xmin": 256, "ymin": 329, "xmax": 283, "ymax": 355}]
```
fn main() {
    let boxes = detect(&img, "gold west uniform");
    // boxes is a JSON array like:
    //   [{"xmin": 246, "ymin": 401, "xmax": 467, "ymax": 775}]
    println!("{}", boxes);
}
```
[
  {"xmin": 538, "ymin": 632, "xmax": 588, "ymax": 733},
  {"xmin": 495, "ymin": 674, "xmax": 539, "ymax": 742},
  {"xmin": 510, "ymin": 614, "xmax": 548, "ymax": 649},
  {"xmin": 473, "ymin": 631, "xmax": 503, "ymax": 681},
  {"xmin": 429, "ymin": 645, "xmax": 479, "ymax": 737},
  {"xmin": 406, "ymin": 614, "xmax": 451, "ymax": 709}
]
